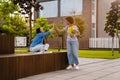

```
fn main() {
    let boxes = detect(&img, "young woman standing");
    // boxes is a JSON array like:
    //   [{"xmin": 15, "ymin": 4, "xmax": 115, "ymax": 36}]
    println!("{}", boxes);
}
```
[{"xmin": 54, "ymin": 16, "xmax": 80, "ymax": 70}]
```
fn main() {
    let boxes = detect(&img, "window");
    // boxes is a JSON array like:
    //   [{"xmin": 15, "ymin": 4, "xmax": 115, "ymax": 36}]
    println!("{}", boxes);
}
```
[
  {"xmin": 39, "ymin": 1, "xmax": 58, "ymax": 18},
  {"xmin": 38, "ymin": 0, "xmax": 83, "ymax": 17},
  {"xmin": 92, "ymin": 0, "xmax": 95, "ymax": 15},
  {"xmin": 61, "ymin": 0, "xmax": 83, "ymax": 16}
]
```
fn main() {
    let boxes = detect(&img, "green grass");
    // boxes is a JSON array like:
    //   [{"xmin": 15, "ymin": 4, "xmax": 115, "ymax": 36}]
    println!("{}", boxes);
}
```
[
  {"xmin": 15, "ymin": 48, "xmax": 29, "ymax": 53},
  {"xmin": 15, "ymin": 48, "xmax": 120, "ymax": 59},
  {"xmin": 79, "ymin": 50, "xmax": 120, "ymax": 59},
  {"xmin": 15, "ymin": 48, "xmax": 66, "ymax": 53}
]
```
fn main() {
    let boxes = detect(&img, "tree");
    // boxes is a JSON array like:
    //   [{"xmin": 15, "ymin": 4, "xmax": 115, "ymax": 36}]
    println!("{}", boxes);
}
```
[
  {"xmin": 13, "ymin": 0, "xmax": 43, "ymax": 48},
  {"xmin": 32, "ymin": 17, "xmax": 53, "ymax": 42},
  {"xmin": 9, "ymin": 15, "xmax": 29, "ymax": 36},
  {"xmin": 0, "ymin": 15, "xmax": 29, "ymax": 36},
  {"xmin": 104, "ymin": 0, "xmax": 120, "ymax": 55},
  {"xmin": 0, "ymin": 25, "xmax": 16, "ymax": 34},
  {"xmin": 56, "ymin": 23, "xmax": 65, "ymax": 50},
  {"xmin": 74, "ymin": 16, "xmax": 86, "ymax": 38},
  {"xmin": 0, "ymin": 0, "xmax": 18, "ymax": 15},
  {"xmin": 0, "ymin": 0, "xmax": 29, "ymax": 36},
  {"xmin": 0, "ymin": 0, "xmax": 18, "ymax": 27},
  {"xmin": 0, "ymin": 13, "xmax": 4, "ymax": 27}
]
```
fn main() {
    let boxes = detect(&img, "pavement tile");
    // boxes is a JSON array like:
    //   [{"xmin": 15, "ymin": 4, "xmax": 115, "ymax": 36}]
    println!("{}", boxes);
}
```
[{"xmin": 18, "ymin": 58, "xmax": 120, "ymax": 80}]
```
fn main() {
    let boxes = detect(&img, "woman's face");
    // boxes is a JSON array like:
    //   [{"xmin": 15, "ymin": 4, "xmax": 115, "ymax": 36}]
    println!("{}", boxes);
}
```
[
  {"xmin": 40, "ymin": 28, "xmax": 44, "ymax": 32},
  {"xmin": 65, "ymin": 20, "xmax": 70, "ymax": 25}
]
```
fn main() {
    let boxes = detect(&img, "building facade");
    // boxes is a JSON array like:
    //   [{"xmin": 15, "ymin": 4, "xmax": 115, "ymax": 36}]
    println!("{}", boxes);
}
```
[
  {"xmin": 35, "ymin": 0, "xmax": 116, "ymax": 49},
  {"xmin": 97, "ymin": 0, "xmax": 116, "ymax": 38}
]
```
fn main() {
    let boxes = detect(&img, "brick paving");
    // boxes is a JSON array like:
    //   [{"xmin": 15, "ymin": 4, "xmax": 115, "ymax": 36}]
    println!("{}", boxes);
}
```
[{"xmin": 18, "ymin": 58, "xmax": 120, "ymax": 80}]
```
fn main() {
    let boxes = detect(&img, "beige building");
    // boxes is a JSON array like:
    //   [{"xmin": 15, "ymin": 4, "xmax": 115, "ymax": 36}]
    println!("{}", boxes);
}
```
[{"xmin": 97, "ymin": 0, "xmax": 116, "ymax": 38}]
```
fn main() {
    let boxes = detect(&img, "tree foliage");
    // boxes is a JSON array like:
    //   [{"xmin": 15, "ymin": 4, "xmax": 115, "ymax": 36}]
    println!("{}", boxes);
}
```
[
  {"xmin": 33, "ymin": 17, "xmax": 66, "ymax": 39},
  {"xmin": 0, "ymin": 0, "xmax": 29, "ymax": 36},
  {"xmin": 55, "ymin": 23, "xmax": 65, "ymax": 37},
  {"xmin": 10, "ymin": 15, "xmax": 29, "ymax": 36},
  {"xmin": 0, "ymin": 0, "xmax": 18, "ymax": 16},
  {"xmin": 32, "ymin": 17, "xmax": 53, "ymax": 39},
  {"xmin": 104, "ymin": 0, "xmax": 120, "ymax": 55},
  {"xmin": 0, "ymin": 0, "xmax": 19, "ymax": 27},
  {"xmin": 74, "ymin": 16, "xmax": 86, "ymax": 37},
  {"xmin": 0, "ymin": 25, "xmax": 16, "ymax": 34},
  {"xmin": 13, "ymin": 0, "xmax": 43, "ymax": 14},
  {"xmin": 0, "ymin": 15, "xmax": 29, "ymax": 36},
  {"xmin": 104, "ymin": 0, "xmax": 120, "ymax": 37},
  {"xmin": 13, "ymin": 0, "xmax": 44, "ymax": 46}
]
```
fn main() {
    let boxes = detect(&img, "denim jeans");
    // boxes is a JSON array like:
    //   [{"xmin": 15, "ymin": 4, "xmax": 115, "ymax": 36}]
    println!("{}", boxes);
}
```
[{"xmin": 67, "ymin": 40, "xmax": 79, "ymax": 65}]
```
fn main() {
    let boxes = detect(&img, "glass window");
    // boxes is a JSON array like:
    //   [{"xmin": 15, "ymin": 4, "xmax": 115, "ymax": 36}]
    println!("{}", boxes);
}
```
[
  {"xmin": 39, "ymin": 1, "xmax": 58, "ymax": 18},
  {"xmin": 61, "ymin": 0, "xmax": 83, "ymax": 16},
  {"xmin": 92, "ymin": 0, "xmax": 95, "ymax": 15}
]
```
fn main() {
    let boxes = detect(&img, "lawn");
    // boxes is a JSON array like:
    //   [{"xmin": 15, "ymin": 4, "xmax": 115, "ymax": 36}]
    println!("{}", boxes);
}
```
[
  {"xmin": 15, "ymin": 48, "xmax": 120, "ymax": 59},
  {"xmin": 79, "ymin": 50, "xmax": 120, "ymax": 59},
  {"xmin": 15, "ymin": 48, "xmax": 67, "ymax": 53}
]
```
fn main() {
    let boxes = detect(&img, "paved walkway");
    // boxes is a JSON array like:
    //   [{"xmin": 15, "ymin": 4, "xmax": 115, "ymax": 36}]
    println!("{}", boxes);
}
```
[{"xmin": 18, "ymin": 58, "xmax": 120, "ymax": 80}]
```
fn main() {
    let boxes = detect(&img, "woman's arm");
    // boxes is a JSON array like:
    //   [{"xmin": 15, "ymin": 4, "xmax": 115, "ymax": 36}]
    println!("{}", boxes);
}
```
[
  {"xmin": 75, "ymin": 31, "xmax": 80, "ymax": 37},
  {"xmin": 70, "ymin": 31, "xmax": 80, "ymax": 38},
  {"xmin": 40, "ymin": 31, "xmax": 51, "ymax": 37},
  {"xmin": 54, "ymin": 24, "xmax": 65, "ymax": 33}
]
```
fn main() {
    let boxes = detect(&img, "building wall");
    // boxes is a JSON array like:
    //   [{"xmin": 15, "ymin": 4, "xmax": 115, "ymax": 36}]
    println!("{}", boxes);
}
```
[
  {"xmin": 34, "ymin": 0, "xmax": 118, "ymax": 49},
  {"xmin": 47, "ymin": 0, "xmax": 92, "ymax": 49},
  {"xmin": 79, "ymin": 0, "xmax": 92, "ymax": 49},
  {"xmin": 97, "ymin": 0, "xmax": 115, "ymax": 38}
]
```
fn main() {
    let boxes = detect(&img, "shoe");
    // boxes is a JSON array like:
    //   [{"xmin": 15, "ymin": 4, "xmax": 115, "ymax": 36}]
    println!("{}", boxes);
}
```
[
  {"xmin": 34, "ymin": 50, "xmax": 45, "ymax": 54},
  {"xmin": 74, "ymin": 65, "xmax": 80, "ymax": 70},
  {"xmin": 44, "ymin": 51, "xmax": 53, "ymax": 54},
  {"xmin": 66, "ymin": 65, "xmax": 73, "ymax": 70}
]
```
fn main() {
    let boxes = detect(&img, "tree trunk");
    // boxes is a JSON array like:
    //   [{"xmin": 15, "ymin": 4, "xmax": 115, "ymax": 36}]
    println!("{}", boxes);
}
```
[
  {"xmin": 119, "ymin": 38, "xmax": 120, "ymax": 53},
  {"xmin": 61, "ymin": 35, "xmax": 64, "ymax": 49},
  {"xmin": 58, "ymin": 37, "xmax": 61, "ymax": 52},
  {"xmin": 28, "ymin": 12, "xmax": 32, "ymax": 51},
  {"xmin": 112, "ymin": 37, "xmax": 114, "ymax": 56}
]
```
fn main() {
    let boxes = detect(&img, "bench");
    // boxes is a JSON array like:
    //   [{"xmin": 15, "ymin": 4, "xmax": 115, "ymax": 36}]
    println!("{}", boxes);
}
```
[
  {"xmin": 0, "ymin": 34, "xmax": 14, "ymax": 54},
  {"xmin": 0, "ymin": 52, "xmax": 68, "ymax": 80}
]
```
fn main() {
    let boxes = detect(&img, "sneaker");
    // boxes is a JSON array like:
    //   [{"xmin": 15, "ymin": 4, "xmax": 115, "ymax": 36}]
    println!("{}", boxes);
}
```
[
  {"xmin": 44, "ymin": 51, "xmax": 53, "ymax": 54},
  {"xmin": 66, "ymin": 65, "xmax": 73, "ymax": 70},
  {"xmin": 34, "ymin": 50, "xmax": 45, "ymax": 54},
  {"xmin": 74, "ymin": 65, "xmax": 80, "ymax": 70}
]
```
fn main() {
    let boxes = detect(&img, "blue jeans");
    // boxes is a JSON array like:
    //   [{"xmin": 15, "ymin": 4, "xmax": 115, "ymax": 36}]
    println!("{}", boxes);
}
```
[{"xmin": 67, "ymin": 40, "xmax": 79, "ymax": 65}]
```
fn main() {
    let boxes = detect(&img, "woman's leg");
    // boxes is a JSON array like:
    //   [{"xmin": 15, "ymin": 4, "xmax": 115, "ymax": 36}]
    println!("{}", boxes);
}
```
[
  {"xmin": 67, "ymin": 41, "xmax": 74, "ymax": 65},
  {"xmin": 71, "ymin": 41, "xmax": 79, "ymax": 65},
  {"xmin": 30, "ymin": 44, "xmax": 44, "ymax": 52},
  {"xmin": 43, "ymin": 44, "xmax": 49, "ymax": 51}
]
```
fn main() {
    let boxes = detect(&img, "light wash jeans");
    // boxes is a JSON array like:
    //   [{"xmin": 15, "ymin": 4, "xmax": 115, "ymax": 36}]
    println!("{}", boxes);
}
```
[
  {"xmin": 67, "ymin": 40, "xmax": 79, "ymax": 65},
  {"xmin": 30, "ymin": 44, "xmax": 49, "ymax": 52}
]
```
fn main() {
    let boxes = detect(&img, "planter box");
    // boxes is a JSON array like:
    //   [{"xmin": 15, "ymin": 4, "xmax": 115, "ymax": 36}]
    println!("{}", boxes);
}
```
[
  {"xmin": 0, "ymin": 34, "xmax": 14, "ymax": 54},
  {"xmin": 0, "ymin": 52, "xmax": 68, "ymax": 80}
]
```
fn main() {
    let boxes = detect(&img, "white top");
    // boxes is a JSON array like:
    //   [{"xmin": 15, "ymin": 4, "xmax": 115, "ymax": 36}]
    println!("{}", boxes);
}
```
[{"xmin": 64, "ymin": 25, "xmax": 79, "ymax": 41}]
